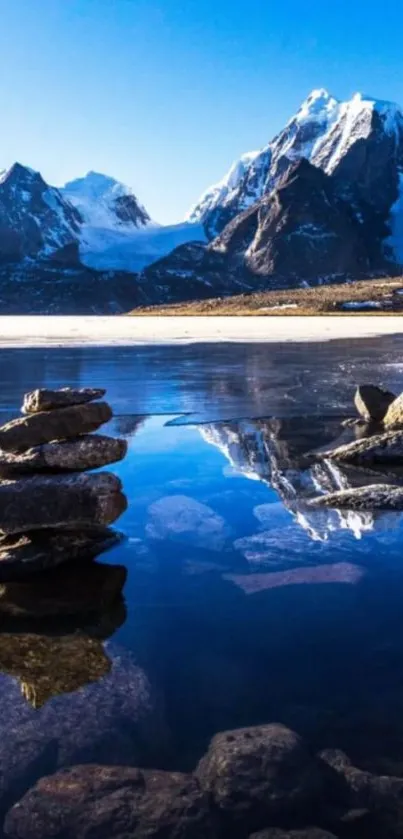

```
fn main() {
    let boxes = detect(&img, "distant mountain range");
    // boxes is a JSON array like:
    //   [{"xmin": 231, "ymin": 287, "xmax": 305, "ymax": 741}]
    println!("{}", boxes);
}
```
[{"xmin": 2, "ymin": 89, "xmax": 403, "ymax": 312}]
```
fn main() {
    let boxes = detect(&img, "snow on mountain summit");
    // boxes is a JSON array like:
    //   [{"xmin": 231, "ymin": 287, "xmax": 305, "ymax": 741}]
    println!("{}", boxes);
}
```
[
  {"xmin": 188, "ymin": 89, "xmax": 403, "ymax": 237},
  {"xmin": 62, "ymin": 171, "xmax": 152, "ymax": 230}
]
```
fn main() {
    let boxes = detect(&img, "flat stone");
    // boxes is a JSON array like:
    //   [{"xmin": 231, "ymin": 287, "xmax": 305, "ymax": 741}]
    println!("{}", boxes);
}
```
[
  {"xmin": 22, "ymin": 388, "xmax": 106, "ymax": 414},
  {"xmin": 0, "ymin": 472, "xmax": 127, "ymax": 535},
  {"xmin": 354, "ymin": 385, "xmax": 396, "ymax": 423},
  {"xmin": 384, "ymin": 392, "xmax": 403, "ymax": 428},
  {"xmin": 307, "ymin": 483, "xmax": 403, "ymax": 510},
  {"xmin": 4, "ymin": 765, "xmax": 217, "ymax": 839},
  {"xmin": 0, "ymin": 402, "xmax": 112, "ymax": 452},
  {"xmin": 0, "ymin": 434, "xmax": 127, "ymax": 474},
  {"xmin": 0, "ymin": 528, "xmax": 121, "ymax": 580},
  {"xmin": 317, "ymin": 429, "xmax": 403, "ymax": 464},
  {"xmin": 0, "ymin": 560, "xmax": 127, "ymax": 618},
  {"xmin": 196, "ymin": 723, "xmax": 325, "ymax": 834}
]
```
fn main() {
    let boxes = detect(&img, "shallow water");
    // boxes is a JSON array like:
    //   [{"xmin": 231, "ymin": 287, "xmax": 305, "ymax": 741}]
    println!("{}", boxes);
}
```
[{"xmin": 3, "ymin": 338, "xmax": 403, "ymax": 830}]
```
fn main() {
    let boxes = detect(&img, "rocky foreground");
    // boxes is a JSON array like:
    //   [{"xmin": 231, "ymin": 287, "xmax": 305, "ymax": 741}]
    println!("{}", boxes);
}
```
[{"xmin": 3, "ymin": 720, "xmax": 403, "ymax": 838}]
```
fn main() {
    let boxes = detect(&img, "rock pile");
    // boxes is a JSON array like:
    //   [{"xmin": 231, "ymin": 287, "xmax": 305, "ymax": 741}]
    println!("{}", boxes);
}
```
[
  {"xmin": 0, "ymin": 386, "xmax": 128, "ymax": 582},
  {"xmin": 4, "ymin": 722, "xmax": 403, "ymax": 838},
  {"xmin": 308, "ymin": 383, "xmax": 403, "ymax": 510}
]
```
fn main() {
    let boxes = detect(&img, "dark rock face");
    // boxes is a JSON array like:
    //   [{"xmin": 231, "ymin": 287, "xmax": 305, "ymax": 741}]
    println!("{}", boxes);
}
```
[
  {"xmin": 0, "ymin": 164, "xmax": 82, "ymax": 260},
  {"xmin": 196, "ymin": 723, "xmax": 325, "ymax": 834},
  {"xmin": 4, "ymin": 765, "xmax": 217, "ymax": 839},
  {"xmin": 0, "ymin": 435, "xmax": 127, "ymax": 474},
  {"xmin": 114, "ymin": 193, "xmax": 150, "ymax": 227},
  {"xmin": 354, "ymin": 385, "xmax": 396, "ymax": 423},
  {"xmin": 0, "ymin": 527, "xmax": 121, "ymax": 581},
  {"xmin": 22, "ymin": 388, "xmax": 106, "ymax": 414},
  {"xmin": 0, "ymin": 472, "xmax": 127, "ymax": 535},
  {"xmin": 0, "ymin": 402, "xmax": 112, "ymax": 452},
  {"xmin": 213, "ymin": 160, "xmax": 372, "ymax": 281},
  {"xmin": 307, "ymin": 483, "xmax": 403, "ymax": 510}
]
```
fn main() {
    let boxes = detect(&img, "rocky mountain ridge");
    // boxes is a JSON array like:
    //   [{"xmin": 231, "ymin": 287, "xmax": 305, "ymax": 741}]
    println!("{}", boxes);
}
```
[{"xmin": 3, "ymin": 88, "xmax": 403, "ymax": 311}]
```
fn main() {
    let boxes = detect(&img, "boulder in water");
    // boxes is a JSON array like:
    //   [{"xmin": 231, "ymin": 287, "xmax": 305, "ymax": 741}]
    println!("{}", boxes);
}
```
[
  {"xmin": 4, "ymin": 765, "xmax": 217, "ymax": 839},
  {"xmin": 354, "ymin": 385, "xmax": 395, "ymax": 423},
  {"xmin": 196, "ymin": 723, "xmax": 325, "ymax": 833}
]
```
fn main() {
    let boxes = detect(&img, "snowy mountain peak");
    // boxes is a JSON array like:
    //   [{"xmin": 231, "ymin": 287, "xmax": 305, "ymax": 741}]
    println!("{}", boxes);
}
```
[
  {"xmin": 185, "ymin": 151, "xmax": 260, "ymax": 224},
  {"xmin": 0, "ymin": 162, "xmax": 82, "ymax": 260},
  {"xmin": 0, "ymin": 162, "xmax": 42, "ymax": 187},
  {"xmin": 296, "ymin": 88, "xmax": 340, "ymax": 122},
  {"xmin": 62, "ymin": 171, "xmax": 152, "ymax": 230},
  {"xmin": 188, "ymin": 88, "xmax": 403, "ymax": 236}
]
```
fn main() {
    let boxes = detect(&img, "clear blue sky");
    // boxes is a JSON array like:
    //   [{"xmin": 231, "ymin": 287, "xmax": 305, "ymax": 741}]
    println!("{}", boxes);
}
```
[{"xmin": 1, "ymin": 0, "xmax": 403, "ymax": 223}]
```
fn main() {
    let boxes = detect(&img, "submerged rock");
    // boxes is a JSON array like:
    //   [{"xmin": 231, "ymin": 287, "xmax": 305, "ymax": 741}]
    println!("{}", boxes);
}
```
[
  {"xmin": 317, "ymin": 429, "xmax": 403, "ymax": 464},
  {"xmin": 4, "ymin": 765, "xmax": 217, "ymax": 839},
  {"xmin": 0, "ymin": 527, "xmax": 121, "ymax": 580},
  {"xmin": 0, "ymin": 401, "xmax": 112, "ymax": 452},
  {"xmin": 354, "ymin": 385, "xmax": 395, "ymax": 423},
  {"xmin": 196, "ymin": 723, "xmax": 324, "ymax": 834},
  {"xmin": 383, "ymin": 392, "xmax": 403, "ymax": 428},
  {"xmin": 0, "ymin": 434, "xmax": 127, "ymax": 474},
  {"xmin": 307, "ymin": 483, "xmax": 403, "ymax": 510},
  {"xmin": 0, "ymin": 560, "xmax": 127, "ymax": 618},
  {"xmin": 22, "ymin": 387, "xmax": 106, "ymax": 414},
  {"xmin": 320, "ymin": 749, "xmax": 403, "ymax": 837},
  {"xmin": 0, "ymin": 472, "xmax": 127, "ymax": 535}
]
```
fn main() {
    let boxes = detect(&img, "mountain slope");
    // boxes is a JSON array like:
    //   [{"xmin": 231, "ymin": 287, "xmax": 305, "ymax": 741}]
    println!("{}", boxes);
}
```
[
  {"xmin": 0, "ymin": 163, "xmax": 82, "ymax": 259},
  {"xmin": 62, "ymin": 171, "xmax": 152, "ymax": 230},
  {"xmin": 141, "ymin": 159, "xmax": 383, "ymax": 295},
  {"xmin": 189, "ymin": 90, "xmax": 403, "ymax": 240}
]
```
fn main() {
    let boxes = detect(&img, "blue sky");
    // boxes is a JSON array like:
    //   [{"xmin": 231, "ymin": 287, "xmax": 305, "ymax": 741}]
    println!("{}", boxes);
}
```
[{"xmin": 2, "ymin": 0, "xmax": 403, "ymax": 223}]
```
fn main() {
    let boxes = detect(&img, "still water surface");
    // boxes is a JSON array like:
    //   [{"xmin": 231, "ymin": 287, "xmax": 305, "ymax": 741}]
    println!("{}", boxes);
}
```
[{"xmin": 2, "ymin": 339, "xmax": 403, "ymax": 802}]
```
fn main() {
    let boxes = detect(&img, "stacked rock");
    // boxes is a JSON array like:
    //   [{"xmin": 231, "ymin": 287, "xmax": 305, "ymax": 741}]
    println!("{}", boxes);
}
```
[{"xmin": 0, "ymin": 387, "xmax": 128, "ymax": 585}]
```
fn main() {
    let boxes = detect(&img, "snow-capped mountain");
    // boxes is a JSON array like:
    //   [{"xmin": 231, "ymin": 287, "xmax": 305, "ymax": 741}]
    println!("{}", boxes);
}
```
[
  {"xmin": 0, "ymin": 163, "xmax": 82, "ymax": 259},
  {"xmin": 189, "ymin": 90, "xmax": 403, "ymax": 239},
  {"xmin": 62, "ymin": 171, "xmax": 151, "ymax": 230}
]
